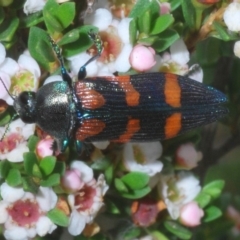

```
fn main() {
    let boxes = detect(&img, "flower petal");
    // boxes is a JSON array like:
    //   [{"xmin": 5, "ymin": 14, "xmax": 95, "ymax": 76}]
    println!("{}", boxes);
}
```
[
  {"xmin": 0, "ymin": 43, "xmax": 6, "ymax": 65},
  {"xmin": 68, "ymin": 210, "xmax": 86, "ymax": 236},
  {"xmin": 0, "ymin": 201, "xmax": 9, "ymax": 224},
  {"xmin": 36, "ymin": 187, "xmax": 58, "ymax": 212},
  {"xmin": 36, "ymin": 216, "xmax": 57, "ymax": 236},
  {"xmin": 0, "ymin": 183, "xmax": 24, "ymax": 203},
  {"xmin": 114, "ymin": 43, "xmax": 132, "ymax": 72},
  {"xmin": 70, "ymin": 161, "xmax": 94, "ymax": 183},
  {"xmin": 170, "ymin": 38, "xmax": 189, "ymax": 65},
  {"xmin": 4, "ymin": 227, "xmax": 28, "ymax": 240}
]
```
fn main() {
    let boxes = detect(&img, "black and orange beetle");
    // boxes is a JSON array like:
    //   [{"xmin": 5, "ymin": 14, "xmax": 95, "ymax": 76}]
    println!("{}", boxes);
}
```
[{"xmin": 1, "ymin": 32, "xmax": 228, "ymax": 153}]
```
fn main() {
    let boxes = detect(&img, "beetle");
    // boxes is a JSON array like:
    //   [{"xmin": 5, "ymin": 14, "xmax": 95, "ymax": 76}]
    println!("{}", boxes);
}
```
[{"xmin": 0, "ymin": 31, "xmax": 228, "ymax": 153}]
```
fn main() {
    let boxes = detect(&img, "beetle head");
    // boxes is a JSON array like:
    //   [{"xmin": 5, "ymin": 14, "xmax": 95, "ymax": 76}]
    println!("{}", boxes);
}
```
[{"xmin": 14, "ymin": 91, "xmax": 36, "ymax": 123}]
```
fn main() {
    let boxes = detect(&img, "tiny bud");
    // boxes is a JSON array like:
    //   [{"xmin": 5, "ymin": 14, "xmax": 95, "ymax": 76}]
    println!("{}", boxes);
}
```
[
  {"xmin": 36, "ymin": 138, "xmax": 54, "ymax": 158},
  {"xmin": 61, "ymin": 169, "xmax": 84, "ymax": 192},
  {"xmin": 180, "ymin": 202, "xmax": 204, "ymax": 227}
]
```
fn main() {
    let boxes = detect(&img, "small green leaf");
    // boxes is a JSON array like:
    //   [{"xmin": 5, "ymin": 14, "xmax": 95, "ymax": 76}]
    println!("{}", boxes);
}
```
[
  {"xmin": 58, "ymin": 29, "xmax": 80, "ymax": 45},
  {"xmin": 0, "ymin": 110, "xmax": 11, "ymax": 126},
  {"xmin": 152, "ymin": 29, "xmax": 179, "ymax": 52},
  {"xmin": 121, "ymin": 172, "xmax": 149, "ymax": 190},
  {"xmin": 28, "ymin": 26, "xmax": 55, "ymax": 70},
  {"xmin": 212, "ymin": 21, "xmax": 235, "ymax": 41},
  {"xmin": 0, "ymin": 7, "xmax": 4, "ymax": 25},
  {"xmin": 32, "ymin": 164, "xmax": 42, "ymax": 178},
  {"xmin": 39, "ymin": 156, "xmax": 56, "ymax": 176},
  {"xmin": 138, "ymin": 36, "xmax": 158, "ymax": 46},
  {"xmin": 122, "ymin": 227, "xmax": 141, "ymax": 240},
  {"xmin": 151, "ymin": 14, "xmax": 174, "ymax": 35},
  {"xmin": 27, "ymin": 135, "xmax": 40, "ymax": 152},
  {"xmin": 47, "ymin": 208, "xmax": 69, "ymax": 227},
  {"xmin": 6, "ymin": 169, "xmax": 22, "ymax": 187},
  {"xmin": 23, "ymin": 152, "xmax": 38, "ymax": 176},
  {"xmin": 91, "ymin": 156, "xmax": 111, "ymax": 170},
  {"xmin": 121, "ymin": 186, "xmax": 151, "ymax": 199},
  {"xmin": 129, "ymin": 0, "xmax": 153, "ymax": 18},
  {"xmin": 20, "ymin": 11, "xmax": 44, "ymax": 28},
  {"xmin": 114, "ymin": 178, "xmax": 129, "ymax": 193},
  {"xmin": 0, "ymin": 16, "xmax": 19, "ymax": 42},
  {"xmin": 53, "ymin": 161, "xmax": 66, "ymax": 176},
  {"xmin": 194, "ymin": 192, "xmax": 211, "ymax": 208},
  {"xmin": 22, "ymin": 176, "xmax": 39, "ymax": 193},
  {"xmin": 203, "ymin": 206, "xmax": 222, "ymax": 222},
  {"xmin": 0, "ymin": 160, "xmax": 11, "ymax": 178},
  {"xmin": 129, "ymin": 18, "xmax": 137, "ymax": 45},
  {"xmin": 138, "ymin": 10, "xmax": 151, "ymax": 34},
  {"xmin": 181, "ymin": 0, "xmax": 196, "ymax": 30},
  {"xmin": 203, "ymin": 180, "xmax": 225, "ymax": 199},
  {"xmin": 170, "ymin": 0, "xmax": 182, "ymax": 11},
  {"xmin": 151, "ymin": 231, "xmax": 169, "ymax": 240},
  {"xmin": 40, "ymin": 173, "xmax": 60, "ymax": 187},
  {"xmin": 164, "ymin": 221, "xmax": 192, "ymax": 239},
  {"xmin": 104, "ymin": 164, "xmax": 114, "ymax": 184}
]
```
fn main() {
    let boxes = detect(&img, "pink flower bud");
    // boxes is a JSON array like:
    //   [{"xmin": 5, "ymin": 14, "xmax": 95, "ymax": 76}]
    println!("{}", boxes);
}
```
[
  {"xmin": 61, "ymin": 169, "xmax": 84, "ymax": 192},
  {"xmin": 160, "ymin": 2, "xmax": 171, "ymax": 15},
  {"xmin": 180, "ymin": 202, "xmax": 204, "ymax": 227},
  {"xmin": 36, "ymin": 138, "xmax": 54, "ymax": 158},
  {"xmin": 129, "ymin": 44, "xmax": 156, "ymax": 72},
  {"xmin": 175, "ymin": 143, "xmax": 202, "ymax": 169}
]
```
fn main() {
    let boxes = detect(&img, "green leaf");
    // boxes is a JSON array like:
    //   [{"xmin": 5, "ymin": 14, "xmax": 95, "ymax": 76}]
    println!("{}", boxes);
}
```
[
  {"xmin": 151, "ymin": 231, "xmax": 169, "ymax": 240},
  {"xmin": 39, "ymin": 156, "xmax": 56, "ymax": 176},
  {"xmin": 22, "ymin": 176, "xmax": 39, "ymax": 193},
  {"xmin": 138, "ymin": 10, "xmax": 151, "ymax": 35},
  {"xmin": 32, "ymin": 164, "xmax": 42, "ymax": 178},
  {"xmin": 181, "ymin": 0, "xmax": 196, "ymax": 30},
  {"xmin": 0, "ymin": 16, "xmax": 19, "ymax": 42},
  {"xmin": 114, "ymin": 178, "xmax": 129, "ymax": 193},
  {"xmin": 104, "ymin": 164, "xmax": 114, "ymax": 184},
  {"xmin": 195, "ymin": 38, "xmax": 221, "ymax": 66},
  {"xmin": 47, "ymin": 208, "xmax": 69, "ymax": 227},
  {"xmin": 212, "ymin": 21, "xmax": 236, "ymax": 41},
  {"xmin": 40, "ymin": 173, "xmax": 60, "ymax": 187},
  {"xmin": 170, "ymin": 0, "xmax": 182, "ymax": 11},
  {"xmin": 0, "ymin": 7, "xmax": 4, "ymax": 24},
  {"xmin": 27, "ymin": 135, "xmax": 39, "ymax": 152},
  {"xmin": 91, "ymin": 156, "xmax": 111, "ymax": 170},
  {"xmin": 194, "ymin": 192, "xmax": 211, "ymax": 208},
  {"xmin": 138, "ymin": 36, "xmax": 158, "ymax": 46},
  {"xmin": 0, "ymin": 110, "xmax": 11, "ymax": 126},
  {"xmin": 122, "ymin": 227, "xmax": 141, "ymax": 240},
  {"xmin": 23, "ymin": 152, "xmax": 38, "ymax": 176},
  {"xmin": 58, "ymin": 29, "xmax": 80, "ymax": 45},
  {"xmin": 28, "ymin": 26, "xmax": 55, "ymax": 70},
  {"xmin": 203, "ymin": 206, "xmax": 222, "ymax": 222},
  {"xmin": 53, "ymin": 161, "xmax": 66, "ymax": 176},
  {"xmin": 121, "ymin": 186, "xmax": 151, "ymax": 199},
  {"xmin": 129, "ymin": 18, "xmax": 137, "ymax": 45},
  {"xmin": 43, "ymin": 0, "xmax": 75, "ymax": 34},
  {"xmin": 121, "ymin": 172, "xmax": 149, "ymax": 190},
  {"xmin": 129, "ymin": 0, "xmax": 159, "ymax": 18},
  {"xmin": 152, "ymin": 29, "xmax": 179, "ymax": 52},
  {"xmin": 202, "ymin": 180, "xmax": 225, "ymax": 199},
  {"xmin": 20, "ymin": 11, "xmax": 44, "ymax": 28},
  {"xmin": 151, "ymin": 14, "xmax": 174, "ymax": 35},
  {"xmin": 0, "ymin": 160, "xmax": 10, "ymax": 178},
  {"xmin": 164, "ymin": 221, "xmax": 192, "ymax": 239},
  {"xmin": 6, "ymin": 168, "xmax": 22, "ymax": 187}
]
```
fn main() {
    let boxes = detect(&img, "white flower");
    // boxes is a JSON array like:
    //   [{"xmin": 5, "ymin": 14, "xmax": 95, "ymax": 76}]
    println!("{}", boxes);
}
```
[
  {"xmin": 159, "ymin": 171, "xmax": 201, "ymax": 219},
  {"xmin": 91, "ymin": 141, "xmax": 110, "ymax": 150},
  {"xmin": 67, "ymin": 161, "xmax": 108, "ymax": 236},
  {"xmin": 234, "ymin": 41, "xmax": 240, "ymax": 58},
  {"xmin": 0, "ymin": 119, "xmax": 35, "ymax": 162},
  {"xmin": 123, "ymin": 142, "xmax": 163, "ymax": 177},
  {"xmin": 0, "ymin": 49, "xmax": 40, "ymax": 105},
  {"xmin": 0, "ymin": 183, "xmax": 57, "ymax": 240},
  {"xmin": 151, "ymin": 39, "xmax": 203, "ymax": 82},
  {"xmin": 223, "ymin": 2, "xmax": 240, "ymax": 32},
  {"xmin": 68, "ymin": 8, "xmax": 132, "ymax": 76},
  {"xmin": 23, "ymin": 0, "xmax": 46, "ymax": 15}
]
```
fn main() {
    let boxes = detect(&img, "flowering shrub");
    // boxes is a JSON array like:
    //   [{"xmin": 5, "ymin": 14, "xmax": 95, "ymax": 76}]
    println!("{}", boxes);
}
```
[{"xmin": 0, "ymin": 0, "xmax": 239, "ymax": 239}]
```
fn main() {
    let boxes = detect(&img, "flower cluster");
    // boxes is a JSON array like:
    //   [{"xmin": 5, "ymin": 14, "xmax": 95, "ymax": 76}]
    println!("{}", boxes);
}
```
[{"xmin": 0, "ymin": 0, "xmax": 234, "ymax": 239}]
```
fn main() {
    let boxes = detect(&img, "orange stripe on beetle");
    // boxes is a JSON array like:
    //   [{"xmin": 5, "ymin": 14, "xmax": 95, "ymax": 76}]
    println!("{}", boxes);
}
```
[
  {"xmin": 75, "ymin": 119, "xmax": 106, "ymax": 141},
  {"xmin": 75, "ymin": 82, "xmax": 106, "ymax": 109},
  {"xmin": 113, "ymin": 118, "xmax": 140, "ymax": 142},
  {"xmin": 105, "ymin": 76, "xmax": 140, "ymax": 107},
  {"xmin": 164, "ymin": 73, "xmax": 181, "ymax": 108},
  {"xmin": 165, "ymin": 113, "xmax": 182, "ymax": 138}
]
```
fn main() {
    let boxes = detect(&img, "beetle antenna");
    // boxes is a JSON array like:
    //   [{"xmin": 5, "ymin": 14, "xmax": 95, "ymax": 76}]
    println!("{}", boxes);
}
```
[
  {"xmin": 0, "ymin": 77, "xmax": 15, "ymax": 100},
  {"xmin": 82, "ymin": 30, "xmax": 103, "ymax": 67},
  {"xmin": 49, "ymin": 36, "xmax": 72, "ymax": 87},
  {"xmin": 0, "ymin": 113, "xmax": 17, "ymax": 141}
]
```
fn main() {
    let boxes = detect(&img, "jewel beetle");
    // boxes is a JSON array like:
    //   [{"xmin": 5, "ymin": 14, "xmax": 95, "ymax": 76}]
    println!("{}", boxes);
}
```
[{"xmin": 0, "ymin": 31, "xmax": 228, "ymax": 153}]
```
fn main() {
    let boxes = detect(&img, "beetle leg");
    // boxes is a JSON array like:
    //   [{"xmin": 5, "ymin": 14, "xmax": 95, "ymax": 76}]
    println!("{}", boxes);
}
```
[
  {"xmin": 51, "ymin": 138, "xmax": 69, "ymax": 154},
  {"xmin": 49, "ymin": 37, "xmax": 72, "ymax": 87},
  {"xmin": 78, "ymin": 30, "xmax": 103, "ymax": 80}
]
